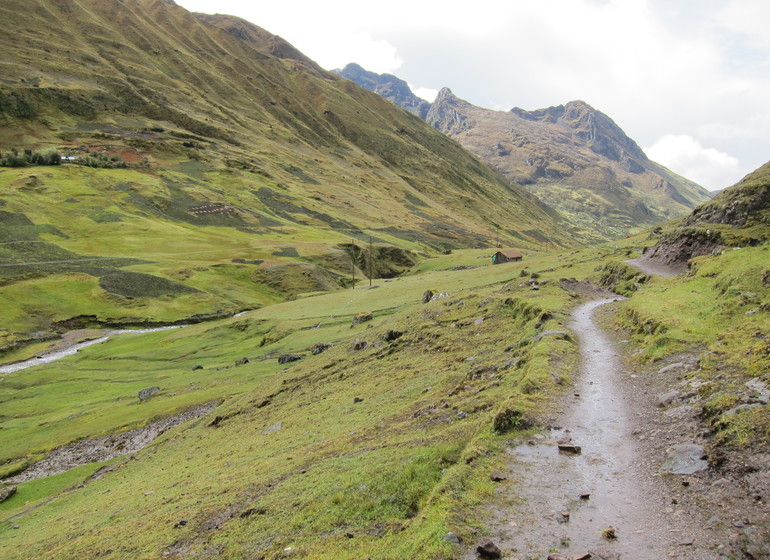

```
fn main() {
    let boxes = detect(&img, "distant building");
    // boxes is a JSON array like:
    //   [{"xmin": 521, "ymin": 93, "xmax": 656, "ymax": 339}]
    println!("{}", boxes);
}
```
[{"xmin": 492, "ymin": 249, "xmax": 523, "ymax": 264}]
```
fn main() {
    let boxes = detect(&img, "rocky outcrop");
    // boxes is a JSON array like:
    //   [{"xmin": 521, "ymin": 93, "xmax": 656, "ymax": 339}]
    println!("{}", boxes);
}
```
[
  {"xmin": 512, "ymin": 100, "xmax": 648, "ymax": 171},
  {"xmin": 641, "ymin": 161, "xmax": 770, "ymax": 267},
  {"xmin": 641, "ymin": 228, "xmax": 724, "ymax": 266},
  {"xmin": 683, "ymin": 161, "xmax": 770, "ymax": 228}
]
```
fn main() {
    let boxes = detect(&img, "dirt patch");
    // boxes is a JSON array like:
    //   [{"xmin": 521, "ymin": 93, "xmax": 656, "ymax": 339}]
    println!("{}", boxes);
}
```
[
  {"xmin": 3, "ymin": 402, "xmax": 218, "ymax": 484},
  {"xmin": 625, "ymin": 257, "xmax": 685, "ymax": 278},
  {"xmin": 558, "ymin": 278, "xmax": 616, "ymax": 300},
  {"xmin": 639, "ymin": 229, "xmax": 723, "ymax": 268}
]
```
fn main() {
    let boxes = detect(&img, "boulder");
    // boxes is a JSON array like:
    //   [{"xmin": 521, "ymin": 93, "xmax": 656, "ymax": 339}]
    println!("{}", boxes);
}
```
[
  {"xmin": 383, "ymin": 330, "xmax": 403, "ymax": 342},
  {"xmin": 0, "ymin": 485, "xmax": 17, "ymax": 503},
  {"xmin": 444, "ymin": 532, "xmax": 460, "ymax": 544},
  {"xmin": 311, "ymin": 343, "xmax": 331, "ymax": 355},
  {"xmin": 351, "ymin": 312, "xmax": 373, "ymax": 326},
  {"xmin": 657, "ymin": 390, "xmax": 680, "ymax": 407},
  {"xmin": 138, "ymin": 386, "xmax": 161, "ymax": 401},
  {"xmin": 278, "ymin": 354, "xmax": 303, "ymax": 364},
  {"xmin": 490, "ymin": 470, "xmax": 507, "ymax": 481},
  {"xmin": 660, "ymin": 444, "xmax": 708, "ymax": 474}
]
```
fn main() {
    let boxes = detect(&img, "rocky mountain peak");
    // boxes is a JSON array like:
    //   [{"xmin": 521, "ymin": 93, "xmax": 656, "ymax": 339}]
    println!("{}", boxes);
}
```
[
  {"xmin": 333, "ymin": 63, "xmax": 431, "ymax": 118},
  {"xmin": 425, "ymin": 87, "xmax": 475, "ymax": 135},
  {"xmin": 558, "ymin": 100, "xmax": 647, "ymax": 165},
  {"xmin": 433, "ymin": 87, "xmax": 456, "ymax": 102},
  {"xmin": 511, "ymin": 100, "xmax": 646, "ymax": 168},
  {"xmin": 300, "ymin": 61, "xmax": 711, "ymax": 241}
]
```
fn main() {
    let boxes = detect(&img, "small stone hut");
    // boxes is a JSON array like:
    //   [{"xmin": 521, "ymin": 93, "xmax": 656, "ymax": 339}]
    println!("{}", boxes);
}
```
[{"xmin": 492, "ymin": 249, "xmax": 523, "ymax": 264}]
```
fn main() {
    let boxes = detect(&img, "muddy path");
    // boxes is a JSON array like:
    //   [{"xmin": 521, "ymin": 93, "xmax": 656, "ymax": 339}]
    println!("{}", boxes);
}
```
[{"xmin": 464, "ymin": 298, "xmax": 732, "ymax": 560}]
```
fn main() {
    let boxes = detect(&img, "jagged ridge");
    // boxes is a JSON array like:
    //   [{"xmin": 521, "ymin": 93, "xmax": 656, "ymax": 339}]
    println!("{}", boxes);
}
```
[{"xmin": 337, "ymin": 67, "xmax": 713, "ymax": 242}]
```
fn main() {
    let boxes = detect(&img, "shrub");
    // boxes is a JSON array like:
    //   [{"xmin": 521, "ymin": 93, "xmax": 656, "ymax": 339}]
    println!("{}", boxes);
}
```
[{"xmin": 0, "ymin": 148, "xmax": 60, "ymax": 167}]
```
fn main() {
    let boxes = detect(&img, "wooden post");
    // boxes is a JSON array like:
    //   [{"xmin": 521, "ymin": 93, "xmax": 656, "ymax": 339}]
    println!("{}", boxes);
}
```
[{"xmin": 368, "ymin": 236, "xmax": 373, "ymax": 287}]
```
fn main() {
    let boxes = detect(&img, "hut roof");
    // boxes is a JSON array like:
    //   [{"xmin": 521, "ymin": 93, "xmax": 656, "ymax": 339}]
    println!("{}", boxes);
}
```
[{"xmin": 497, "ymin": 249, "xmax": 523, "ymax": 259}]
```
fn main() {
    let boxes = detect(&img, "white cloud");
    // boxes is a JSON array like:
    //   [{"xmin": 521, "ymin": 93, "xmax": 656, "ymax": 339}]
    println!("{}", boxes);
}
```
[
  {"xmin": 176, "ymin": 0, "xmax": 404, "ymax": 73},
  {"xmin": 645, "ymin": 135, "xmax": 742, "ymax": 191},
  {"xmin": 412, "ymin": 87, "xmax": 438, "ymax": 103},
  {"xmin": 715, "ymin": 0, "xmax": 770, "ymax": 50},
  {"xmin": 311, "ymin": 31, "xmax": 402, "ymax": 74}
]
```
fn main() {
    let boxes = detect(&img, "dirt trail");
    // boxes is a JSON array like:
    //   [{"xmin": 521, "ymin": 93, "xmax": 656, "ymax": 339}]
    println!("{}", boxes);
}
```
[{"xmin": 465, "ymin": 298, "xmax": 723, "ymax": 560}]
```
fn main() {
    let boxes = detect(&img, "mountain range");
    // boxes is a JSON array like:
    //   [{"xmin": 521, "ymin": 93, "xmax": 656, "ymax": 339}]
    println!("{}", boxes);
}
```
[
  {"xmin": 1, "ymin": 2, "xmax": 769, "ymax": 559},
  {"xmin": 334, "ymin": 64, "xmax": 712, "ymax": 242}
]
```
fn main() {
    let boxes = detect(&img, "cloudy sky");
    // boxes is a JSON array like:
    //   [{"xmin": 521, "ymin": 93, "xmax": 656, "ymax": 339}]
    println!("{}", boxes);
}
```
[{"xmin": 176, "ymin": 0, "xmax": 769, "ymax": 191}]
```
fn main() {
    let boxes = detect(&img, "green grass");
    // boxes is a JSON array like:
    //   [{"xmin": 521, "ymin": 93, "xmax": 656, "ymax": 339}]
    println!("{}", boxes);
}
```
[
  {"xmin": 0, "ymin": 247, "xmax": 597, "ymax": 558},
  {"xmin": 613, "ymin": 243, "xmax": 770, "ymax": 447},
  {"xmin": 1, "ymin": 231, "xmax": 767, "ymax": 558}
]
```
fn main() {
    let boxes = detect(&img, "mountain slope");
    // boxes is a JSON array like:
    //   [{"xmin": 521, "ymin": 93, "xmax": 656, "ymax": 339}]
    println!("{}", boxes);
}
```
[
  {"xmin": 335, "ymin": 66, "xmax": 712, "ymax": 242},
  {"xmin": 425, "ymin": 88, "xmax": 712, "ymax": 241},
  {"xmin": 0, "ymin": 0, "xmax": 572, "ymax": 347}
]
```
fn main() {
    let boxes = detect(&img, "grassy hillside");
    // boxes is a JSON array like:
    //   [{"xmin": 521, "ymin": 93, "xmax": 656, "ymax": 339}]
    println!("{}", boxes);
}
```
[
  {"xmin": 0, "ymin": 0, "xmax": 572, "ymax": 349},
  {"xmin": 1, "ymin": 221, "xmax": 767, "ymax": 558},
  {"xmin": 0, "ymin": 246, "xmax": 598, "ymax": 559}
]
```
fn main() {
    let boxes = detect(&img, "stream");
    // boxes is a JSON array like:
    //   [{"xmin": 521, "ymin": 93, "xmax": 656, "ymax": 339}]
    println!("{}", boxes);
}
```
[
  {"xmin": 469, "ymin": 298, "xmax": 707, "ymax": 559},
  {"xmin": 0, "ymin": 326, "xmax": 185, "ymax": 375}
]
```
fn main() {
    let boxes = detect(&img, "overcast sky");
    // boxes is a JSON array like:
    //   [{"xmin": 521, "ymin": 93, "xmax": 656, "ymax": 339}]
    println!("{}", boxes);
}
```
[{"xmin": 176, "ymin": 0, "xmax": 769, "ymax": 191}]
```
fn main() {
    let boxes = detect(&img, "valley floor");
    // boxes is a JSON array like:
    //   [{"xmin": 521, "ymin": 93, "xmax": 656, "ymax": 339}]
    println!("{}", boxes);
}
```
[{"xmin": 464, "ymin": 298, "xmax": 769, "ymax": 559}]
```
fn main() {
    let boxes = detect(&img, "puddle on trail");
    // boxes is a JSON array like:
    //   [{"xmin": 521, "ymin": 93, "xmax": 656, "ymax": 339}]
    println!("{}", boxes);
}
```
[
  {"xmin": 509, "ymin": 427, "xmax": 574, "ymax": 461},
  {"xmin": 480, "ymin": 299, "xmax": 701, "ymax": 560}
]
